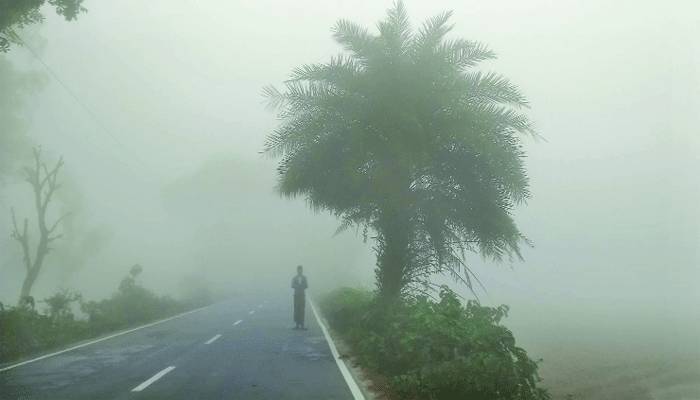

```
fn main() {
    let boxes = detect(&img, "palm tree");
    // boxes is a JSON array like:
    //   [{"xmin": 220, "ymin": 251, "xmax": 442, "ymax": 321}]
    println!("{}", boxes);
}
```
[{"xmin": 264, "ymin": 1, "xmax": 535, "ymax": 300}]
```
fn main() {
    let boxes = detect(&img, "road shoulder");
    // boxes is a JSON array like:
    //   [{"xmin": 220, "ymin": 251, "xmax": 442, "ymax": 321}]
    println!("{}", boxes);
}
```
[{"xmin": 309, "ymin": 299, "xmax": 383, "ymax": 400}]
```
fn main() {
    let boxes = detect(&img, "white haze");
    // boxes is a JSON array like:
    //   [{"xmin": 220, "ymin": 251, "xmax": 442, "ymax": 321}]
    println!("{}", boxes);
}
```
[{"xmin": 0, "ymin": 0, "xmax": 698, "ymax": 395}]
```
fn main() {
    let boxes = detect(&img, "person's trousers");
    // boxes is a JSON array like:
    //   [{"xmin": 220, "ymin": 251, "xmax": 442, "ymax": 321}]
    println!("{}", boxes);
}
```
[{"xmin": 293, "ymin": 292, "xmax": 305, "ymax": 326}]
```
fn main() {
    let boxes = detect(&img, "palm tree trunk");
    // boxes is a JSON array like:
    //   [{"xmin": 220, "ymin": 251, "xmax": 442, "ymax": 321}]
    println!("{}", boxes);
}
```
[{"xmin": 376, "ymin": 207, "xmax": 411, "ymax": 301}]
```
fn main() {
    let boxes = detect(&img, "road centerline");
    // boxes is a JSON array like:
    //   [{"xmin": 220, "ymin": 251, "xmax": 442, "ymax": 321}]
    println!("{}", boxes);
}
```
[
  {"xmin": 204, "ymin": 334, "xmax": 222, "ymax": 345},
  {"xmin": 131, "ymin": 366, "xmax": 176, "ymax": 392}
]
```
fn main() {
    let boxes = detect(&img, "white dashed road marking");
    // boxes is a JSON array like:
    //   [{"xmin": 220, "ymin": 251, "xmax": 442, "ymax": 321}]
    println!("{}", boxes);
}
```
[
  {"xmin": 233, "ymin": 320, "xmax": 243, "ymax": 326},
  {"xmin": 205, "ymin": 334, "xmax": 222, "ymax": 345},
  {"xmin": 249, "ymin": 310, "xmax": 255, "ymax": 315},
  {"xmin": 131, "ymin": 366, "xmax": 176, "ymax": 392}
]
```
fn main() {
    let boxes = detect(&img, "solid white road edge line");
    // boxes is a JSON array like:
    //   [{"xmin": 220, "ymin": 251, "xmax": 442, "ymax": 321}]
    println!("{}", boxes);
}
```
[
  {"xmin": 0, "ymin": 305, "xmax": 210, "ymax": 372},
  {"xmin": 309, "ymin": 298, "xmax": 366, "ymax": 400},
  {"xmin": 131, "ymin": 366, "xmax": 176, "ymax": 392},
  {"xmin": 205, "ymin": 334, "xmax": 222, "ymax": 345},
  {"xmin": 233, "ymin": 319, "xmax": 243, "ymax": 326}
]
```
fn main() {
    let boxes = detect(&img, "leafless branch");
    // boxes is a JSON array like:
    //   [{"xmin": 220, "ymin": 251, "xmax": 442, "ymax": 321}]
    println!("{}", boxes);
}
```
[
  {"xmin": 47, "ymin": 233, "xmax": 64, "ymax": 243},
  {"xmin": 47, "ymin": 212, "xmax": 70, "ymax": 234},
  {"xmin": 10, "ymin": 208, "xmax": 32, "ymax": 271},
  {"xmin": 10, "ymin": 147, "xmax": 67, "ymax": 302}
]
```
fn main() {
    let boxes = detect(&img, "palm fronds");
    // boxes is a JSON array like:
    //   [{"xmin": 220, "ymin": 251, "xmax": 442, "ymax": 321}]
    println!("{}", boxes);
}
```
[{"xmin": 263, "ymin": 1, "xmax": 535, "ymax": 299}]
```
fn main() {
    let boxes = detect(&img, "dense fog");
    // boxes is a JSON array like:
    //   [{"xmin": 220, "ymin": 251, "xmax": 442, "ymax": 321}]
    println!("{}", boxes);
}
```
[{"xmin": 1, "ymin": 1, "xmax": 698, "ymax": 398}]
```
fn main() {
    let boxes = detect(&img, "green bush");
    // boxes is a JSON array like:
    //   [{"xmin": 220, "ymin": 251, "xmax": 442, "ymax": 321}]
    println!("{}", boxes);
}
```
[
  {"xmin": 80, "ymin": 265, "xmax": 184, "ymax": 334},
  {"xmin": 0, "ymin": 291, "xmax": 88, "ymax": 362},
  {"xmin": 321, "ymin": 286, "xmax": 550, "ymax": 400},
  {"xmin": 43, "ymin": 289, "xmax": 82, "ymax": 322},
  {"xmin": 0, "ymin": 307, "xmax": 48, "ymax": 361},
  {"xmin": 0, "ymin": 265, "xmax": 210, "ymax": 364},
  {"xmin": 320, "ymin": 287, "xmax": 373, "ymax": 332}
]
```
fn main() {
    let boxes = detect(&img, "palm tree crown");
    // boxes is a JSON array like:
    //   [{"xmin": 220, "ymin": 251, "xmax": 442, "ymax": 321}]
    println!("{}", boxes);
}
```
[{"xmin": 264, "ymin": 1, "xmax": 535, "ymax": 299}]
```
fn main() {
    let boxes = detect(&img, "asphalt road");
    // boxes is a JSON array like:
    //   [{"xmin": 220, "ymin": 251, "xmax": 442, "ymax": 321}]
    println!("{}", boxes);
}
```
[{"xmin": 0, "ymin": 293, "xmax": 355, "ymax": 400}]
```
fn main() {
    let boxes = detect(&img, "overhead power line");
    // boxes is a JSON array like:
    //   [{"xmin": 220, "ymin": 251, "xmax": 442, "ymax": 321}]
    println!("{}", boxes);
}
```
[{"xmin": 14, "ymin": 34, "xmax": 149, "ymax": 173}]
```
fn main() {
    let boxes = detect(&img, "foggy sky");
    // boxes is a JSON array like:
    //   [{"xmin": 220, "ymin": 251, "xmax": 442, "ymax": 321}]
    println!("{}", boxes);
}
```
[{"xmin": 1, "ymin": 0, "xmax": 698, "ymax": 367}]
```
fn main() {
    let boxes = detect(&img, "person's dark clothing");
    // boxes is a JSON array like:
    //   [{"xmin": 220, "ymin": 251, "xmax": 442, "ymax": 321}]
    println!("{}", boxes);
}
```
[{"xmin": 292, "ymin": 275, "xmax": 308, "ymax": 328}]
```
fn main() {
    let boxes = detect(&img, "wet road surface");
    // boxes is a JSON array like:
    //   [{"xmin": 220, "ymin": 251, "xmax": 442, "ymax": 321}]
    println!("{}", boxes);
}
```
[{"xmin": 0, "ymin": 294, "xmax": 354, "ymax": 400}]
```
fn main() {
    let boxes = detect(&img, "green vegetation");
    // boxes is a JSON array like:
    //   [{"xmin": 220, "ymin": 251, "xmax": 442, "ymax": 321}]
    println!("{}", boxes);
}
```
[
  {"xmin": 322, "ymin": 287, "xmax": 550, "ymax": 400},
  {"xmin": 265, "ymin": 1, "xmax": 533, "ymax": 300},
  {"xmin": 0, "ymin": 265, "xmax": 211, "ymax": 364},
  {"xmin": 0, "ymin": 0, "xmax": 86, "ymax": 52},
  {"xmin": 268, "ymin": 3, "xmax": 547, "ymax": 398}
]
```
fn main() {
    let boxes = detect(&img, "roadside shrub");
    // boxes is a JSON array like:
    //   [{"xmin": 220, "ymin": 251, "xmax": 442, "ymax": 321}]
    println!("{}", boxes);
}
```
[
  {"xmin": 320, "ymin": 287, "xmax": 373, "ymax": 332},
  {"xmin": 1, "ymin": 265, "xmax": 209, "ymax": 364},
  {"xmin": 0, "ymin": 291, "xmax": 87, "ymax": 362},
  {"xmin": 177, "ymin": 275, "xmax": 215, "ymax": 309},
  {"xmin": 44, "ymin": 289, "xmax": 82, "ymax": 322},
  {"xmin": 0, "ymin": 307, "xmax": 47, "ymax": 361},
  {"xmin": 81, "ymin": 264, "xmax": 183, "ymax": 333},
  {"xmin": 321, "ymin": 286, "xmax": 550, "ymax": 400}
]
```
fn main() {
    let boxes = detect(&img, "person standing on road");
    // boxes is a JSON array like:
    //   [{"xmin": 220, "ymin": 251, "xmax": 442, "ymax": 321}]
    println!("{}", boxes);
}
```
[{"xmin": 291, "ymin": 265, "xmax": 308, "ymax": 330}]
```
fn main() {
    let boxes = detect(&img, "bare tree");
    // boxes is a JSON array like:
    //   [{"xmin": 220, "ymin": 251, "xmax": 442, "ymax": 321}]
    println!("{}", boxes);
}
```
[{"xmin": 10, "ymin": 147, "xmax": 68, "ymax": 304}]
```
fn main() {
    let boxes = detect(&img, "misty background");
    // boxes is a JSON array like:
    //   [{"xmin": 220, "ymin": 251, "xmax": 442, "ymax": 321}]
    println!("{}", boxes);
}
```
[{"xmin": 1, "ymin": 0, "xmax": 698, "ymax": 391}]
